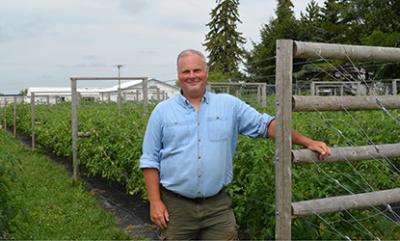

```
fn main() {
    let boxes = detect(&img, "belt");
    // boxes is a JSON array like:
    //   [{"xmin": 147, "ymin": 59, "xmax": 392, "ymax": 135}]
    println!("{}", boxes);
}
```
[{"xmin": 160, "ymin": 185, "xmax": 225, "ymax": 203}]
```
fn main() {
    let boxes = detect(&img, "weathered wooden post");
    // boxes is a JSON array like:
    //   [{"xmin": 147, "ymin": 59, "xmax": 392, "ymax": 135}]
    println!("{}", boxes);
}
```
[
  {"xmin": 142, "ymin": 77, "xmax": 148, "ymax": 112},
  {"xmin": 261, "ymin": 83, "xmax": 267, "ymax": 107},
  {"xmin": 3, "ymin": 99, "xmax": 7, "ymax": 131},
  {"xmin": 275, "ymin": 39, "xmax": 293, "ymax": 240},
  {"xmin": 13, "ymin": 96, "xmax": 17, "ymax": 137},
  {"xmin": 31, "ymin": 93, "xmax": 35, "ymax": 151},
  {"xmin": 71, "ymin": 78, "xmax": 79, "ymax": 181},
  {"xmin": 275, "ymin": 40, "xmax": 400, "ymax": 240}
]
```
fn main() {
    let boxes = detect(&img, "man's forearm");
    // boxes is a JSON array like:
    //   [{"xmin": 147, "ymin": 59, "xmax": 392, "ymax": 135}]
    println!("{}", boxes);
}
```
[
  {"xmin": 143, "ymin": 168, "xmax": 161, "ymax": 203},
  {"xmin": 267, "ymin": 119, "xmax": 331, "ymax": 159},
  {"xmin": 267, "ymin": 119, "xmax": 319, "ymax": 147}
]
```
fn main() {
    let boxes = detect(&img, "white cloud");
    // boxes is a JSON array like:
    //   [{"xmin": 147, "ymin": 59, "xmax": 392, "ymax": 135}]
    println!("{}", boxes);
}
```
[{"xmin": 0, "ymin": 0, "xmax": 325, "ymax": 94}]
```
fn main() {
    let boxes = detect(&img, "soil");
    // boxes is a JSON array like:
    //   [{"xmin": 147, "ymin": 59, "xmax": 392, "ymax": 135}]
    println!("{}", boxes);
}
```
[{"xmin": 11, "ymin": 131, "xmax": 159, "ymax": 240}]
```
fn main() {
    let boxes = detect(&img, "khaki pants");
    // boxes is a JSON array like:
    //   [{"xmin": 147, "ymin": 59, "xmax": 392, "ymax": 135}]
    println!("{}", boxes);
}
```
[{"xmin": 160, "ymin": 186, "xmax": 238, "ymax": 240}]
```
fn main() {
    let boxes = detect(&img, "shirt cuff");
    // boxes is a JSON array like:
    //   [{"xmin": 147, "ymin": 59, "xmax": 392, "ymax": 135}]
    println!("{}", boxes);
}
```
[
  {"xmin": 262, "ymin": 115, "xmax": 275, "ymax": 138},
  {"xmin": 139, "ymin": 156, "xmax": 160, "ymax": 170}
]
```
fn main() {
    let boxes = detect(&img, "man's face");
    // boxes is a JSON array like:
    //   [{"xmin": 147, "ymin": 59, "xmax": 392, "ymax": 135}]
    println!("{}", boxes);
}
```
[{"xmin": 177, "ymin": 53, "xmax": 208, "ymax": 99}]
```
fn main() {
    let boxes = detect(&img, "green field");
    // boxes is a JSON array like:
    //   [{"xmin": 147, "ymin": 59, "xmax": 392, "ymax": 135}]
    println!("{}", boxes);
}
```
[
  {"xmin": 2, "ymin": 99, "xmax": 400, "ymax": 239},
  {"xmin": 0, "ymin": 131, "xmax": 132, "ymax": 240}
]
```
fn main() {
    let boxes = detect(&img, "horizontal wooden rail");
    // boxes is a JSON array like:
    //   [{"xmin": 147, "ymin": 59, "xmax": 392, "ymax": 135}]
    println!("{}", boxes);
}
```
[
  {"xmin": 294, "ymin": 41, "xmax": 400, "ymax": 62},
  {"xmin": 292, "ymin": 188, "xmax": 400, "ymax": 217},
  {"xmin": 292, "ymin": 95, "xmax": 400, "ymax": 112},
  {"xmin": 292, "ymin": 143, "xmax": 400, "ymax": 164}
]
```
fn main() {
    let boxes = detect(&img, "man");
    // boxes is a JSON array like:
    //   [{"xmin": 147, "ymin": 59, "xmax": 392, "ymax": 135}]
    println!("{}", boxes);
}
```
[{"xmin": 140, "ymin": 49, "xmax": 331, "ymax": 240}]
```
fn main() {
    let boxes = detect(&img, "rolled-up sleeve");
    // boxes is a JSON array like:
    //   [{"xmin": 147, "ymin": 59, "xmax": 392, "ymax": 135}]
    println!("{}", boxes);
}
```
[
  {"xmin": 140, "ymin": 106, "xmax": 162, "ymax": 170},
  {"xmin": 235, "ymin": 99, "xmax": 275, "ymax": 139}
]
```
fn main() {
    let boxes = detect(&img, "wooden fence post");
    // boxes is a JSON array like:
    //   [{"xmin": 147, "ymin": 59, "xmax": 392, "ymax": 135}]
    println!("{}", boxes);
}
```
[
  {"xmin": 13, "ymin": 96, "xmax": 17, "ymax": 137},
  {"xmin": 275, "ymin": 39, "xmax": 293, "ymax": 240},
  {"xmin": 31, "ymin": 93, "xmax": 35, "ymax": 151},
  {"xmin": 71, "ymin": 78, "xmax": 79, "ymax": 181}
]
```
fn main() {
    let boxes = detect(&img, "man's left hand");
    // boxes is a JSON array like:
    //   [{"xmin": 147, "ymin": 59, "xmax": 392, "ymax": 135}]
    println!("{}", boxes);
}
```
[{"xmin": 306, "ymin": 141, "xmax": 331, "ymax": 160}]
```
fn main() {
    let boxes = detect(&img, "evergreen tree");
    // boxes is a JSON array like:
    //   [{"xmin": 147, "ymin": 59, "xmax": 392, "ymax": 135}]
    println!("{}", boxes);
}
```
[
  {"xmin": 348, "ymin": 0, "xmax": 400, "ymax": 35},
  {"xmin": 319, "ymin": 0, "xmax": 360, "ymax": 43},
  {"xmin": 204, "ymin": 0, "xmax": 246, "ymax": 80},
  {"xmin": 298, "ymin": 0, "xmax": 324, "ymax": 42},
  {"xmin": 245, "ymin": 0, "xmax": 298, "ymax": 83}
]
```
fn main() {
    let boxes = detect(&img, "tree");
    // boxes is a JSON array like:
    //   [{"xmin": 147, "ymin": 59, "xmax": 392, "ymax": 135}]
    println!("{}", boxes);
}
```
[
  {"xmin": 204, "ymin": 0, "xmax": 246, "ymax": 80},
  {"xmin": 298, "ymin": 0, "xmax": 324, "ymax": 42},
  {"xmin": 245, "ymin": 0, "xmax": 298, "ymax": 83},
  {"xmin": 19, "ymin": 89, "xmax": 28, "ymax": 96}
]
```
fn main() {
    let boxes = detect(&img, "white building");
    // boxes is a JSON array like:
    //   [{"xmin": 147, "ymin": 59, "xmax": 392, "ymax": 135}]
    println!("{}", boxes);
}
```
[{"xmin": 26, "ymin": 79, "xmax": 179, "ymax": 104}]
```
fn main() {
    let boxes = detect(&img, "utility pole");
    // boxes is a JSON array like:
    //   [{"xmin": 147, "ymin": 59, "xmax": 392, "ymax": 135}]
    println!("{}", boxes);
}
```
[{"xmin": 115, "ymin": 64, "xmax": 123, "ymax": 112}]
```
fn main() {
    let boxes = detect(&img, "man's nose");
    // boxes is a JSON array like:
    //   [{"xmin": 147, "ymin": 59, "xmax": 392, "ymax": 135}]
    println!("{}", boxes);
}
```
[{"xmin": 189, "ymin": 71, "xmax": 196, "ymax": 78}]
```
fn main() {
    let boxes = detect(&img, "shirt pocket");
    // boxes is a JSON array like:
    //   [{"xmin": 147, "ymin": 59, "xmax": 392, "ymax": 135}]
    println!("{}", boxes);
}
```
[
  {"xmin": 207, "ymin": 115, "xmax": 229, "ymax": 142},
  {"xmin": 163, "ymin": 120, "xmax": 190, "ymax": 145}
]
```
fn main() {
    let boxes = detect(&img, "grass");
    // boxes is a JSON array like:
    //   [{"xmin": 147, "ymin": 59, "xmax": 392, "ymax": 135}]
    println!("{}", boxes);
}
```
[{"xmin": 0, "ymin": 131, "xmax": 133, "ymax": 240}]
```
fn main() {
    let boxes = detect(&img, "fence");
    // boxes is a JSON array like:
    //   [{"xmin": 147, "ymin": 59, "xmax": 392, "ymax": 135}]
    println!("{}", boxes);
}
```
[
  {"xmin": 207, "ymin": 82, "xmax": 273, "ymax": 107},
  {"xmin": 70, "ymin": 77, "xmax": 149, "ymax": 181},
  {"xmin": 1, "ymin": 95, "xmax": 25, "ymax": 137},
  {"xmin": 275, "ymin": 40, "xmax": 400, "ymax": 240}
]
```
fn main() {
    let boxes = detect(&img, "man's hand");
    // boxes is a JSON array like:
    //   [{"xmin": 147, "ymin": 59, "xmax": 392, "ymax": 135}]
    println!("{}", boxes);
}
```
[
  {"xmin": 306, "ymin": 140, "xmax": 331, "ymax": 160},
  {"xmin": 150, "ymin": 200, "xmax": 169, "ymax": 230}
]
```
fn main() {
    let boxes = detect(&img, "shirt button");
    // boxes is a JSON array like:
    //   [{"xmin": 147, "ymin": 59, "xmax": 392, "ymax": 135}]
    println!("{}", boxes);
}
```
[
  {"xmin": 198, "ymin": 139, "xmax": 201, "ymax": 142},
  {"xmin": 198, "ymin": 156, "xmax": 201, "ymax": 159}
]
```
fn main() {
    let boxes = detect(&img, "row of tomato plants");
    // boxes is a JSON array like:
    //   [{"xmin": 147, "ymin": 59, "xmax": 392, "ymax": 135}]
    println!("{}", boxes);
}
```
[{"xmin": 3, "ymin": 101, "xmax": 400, "ymax": 239}]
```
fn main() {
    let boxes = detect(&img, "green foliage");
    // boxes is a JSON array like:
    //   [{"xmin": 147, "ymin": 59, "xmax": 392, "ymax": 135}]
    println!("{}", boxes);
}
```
[
  {"xmin": 298, "ymin": 0, "xmax": 325, "ymax": 42},
  {"xmin": 204, "ymin": 0, "xmax": 246, "ymax": 79},
  {"xmin": 245, "ymin": 0, "xmax": 298, "ymax": 83},
  {"xmin": 0, "ymin": 134, "xmax": 19, "ymax": 239},
  {"xmin": 208, "ymin": 71, "xmax": 231, "ymax": 82},
  {"xmin": 5, "ymin": 102, "xmax": 149, "ymax": 198},
  {"xmin": 246, "ymin": 0, "xmax": 400, "ymax": 83},
  {"xmin": 5, "ymin": 99, "xmax": 400, "ymax": 239},
  {"xmin": 0, "ymin": 132, "xmax": 130, "ymax": 240},
  {"xmin": 361, "ymin": 31, "xmax": 400, "ymax": 80}
]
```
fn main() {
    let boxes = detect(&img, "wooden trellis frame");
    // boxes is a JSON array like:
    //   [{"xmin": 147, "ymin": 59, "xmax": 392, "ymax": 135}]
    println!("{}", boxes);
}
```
[
  {"xmin": 70, "ymin": 77, "xmax": 148, "ymax": 181},
  {"xmin": 275, "ymin": 40, "xmax": 400, "ymax": 240}
]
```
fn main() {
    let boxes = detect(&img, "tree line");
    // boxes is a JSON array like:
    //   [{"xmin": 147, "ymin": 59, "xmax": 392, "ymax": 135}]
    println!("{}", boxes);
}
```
[{"xmin": 204, "ymin": 0, "xmax": 400, "ymax": 84}]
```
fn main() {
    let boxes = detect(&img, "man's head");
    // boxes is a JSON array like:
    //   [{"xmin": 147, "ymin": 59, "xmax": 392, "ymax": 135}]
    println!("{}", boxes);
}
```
[{"xmin": 177, "ymin": 49, "xmax": 208, "ymax": 100}]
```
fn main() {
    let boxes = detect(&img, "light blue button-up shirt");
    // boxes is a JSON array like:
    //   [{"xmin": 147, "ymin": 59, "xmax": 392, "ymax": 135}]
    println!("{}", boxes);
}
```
[{"xmin": 140, "ymin": 91, "xmax": 274, "ymax": 198}]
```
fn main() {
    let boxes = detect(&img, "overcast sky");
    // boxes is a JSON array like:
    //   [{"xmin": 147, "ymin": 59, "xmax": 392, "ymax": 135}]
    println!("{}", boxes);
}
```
[{"xmin": 0, "ymin": 0, "xmax": 324, "ymax": 94}]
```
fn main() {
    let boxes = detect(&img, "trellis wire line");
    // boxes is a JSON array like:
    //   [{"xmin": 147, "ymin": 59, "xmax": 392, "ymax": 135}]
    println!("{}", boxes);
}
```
[
  {"xmin": 312, "ymin": 52, "xmax": 359, "ymax": 83},
  {"xmin": 306, "ymin": 53, "xmax": 400, "ymax": 174},
  {"xmin": 303, "ymin": 108, "xmax": 400, "ymax": 228},
  {"xmin": 375, "ymin": 98, "xmax": 400, "ymax": 126},
  {"xmin": 292, "ymin": 105, "xmax": 400, "ymax": 233},
  {"xmin": 386, "ymin": 204, "xmax": 400, "ymax": 221},
  {"xmin": 342, "ymin": 48, "xmax": 382, "ymax": 93},
  {"xmin": 304, "ymin": 173, "xmax": 390, "ymax": 238},
  {"xmin": 329, "ymin": 208, "xmax": 386, "ymax": 225},
  {"xmin": 342, "ymin": 208, "xmax": 379, "ymax": 239},
  {"xmin": 314, "ymin": 212, "xmax": 352, "ymax": 240},
  {"xmin": 301, "ymin": 218, "xmax": 357, "ymax": 239},
  {"xmin": 312, "ymin": 52, "xmax": 396, "ymax": 99},
  {"xmin": 312, "ymin": 109, "xmax": 400, "ymax": 178},
  {"xmin": 340, "ymin": 105, "xmax": 400, "ymax": 174}
]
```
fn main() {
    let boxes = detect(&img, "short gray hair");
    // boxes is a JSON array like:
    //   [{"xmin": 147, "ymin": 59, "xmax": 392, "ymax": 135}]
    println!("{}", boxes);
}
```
[{"xmin": 176, "ymin": 49, "xmax": 208, "ymax": 72}]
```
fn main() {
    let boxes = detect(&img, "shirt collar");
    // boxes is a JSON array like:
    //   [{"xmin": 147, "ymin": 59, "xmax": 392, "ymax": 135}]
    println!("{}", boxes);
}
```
[{"xmin": 178, "ymin": 89, "xmax": 210, "ymax": 107}]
